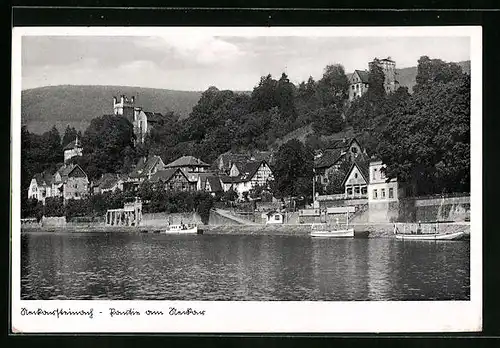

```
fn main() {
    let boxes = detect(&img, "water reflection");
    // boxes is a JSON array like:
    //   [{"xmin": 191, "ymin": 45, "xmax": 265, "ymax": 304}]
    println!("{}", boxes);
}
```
[{"xmin": 21, "ymin": 233, "xmax": 470, "ymax": 301}]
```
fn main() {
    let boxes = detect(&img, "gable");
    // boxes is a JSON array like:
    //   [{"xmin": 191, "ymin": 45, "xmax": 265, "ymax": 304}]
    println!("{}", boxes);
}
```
[
  {"xmin": 68, "ymin": 166, "xmax": 87, "ymax": 178},
  {"xmin": 342, "ymin": 163, "xmax": 369, "ymax": 187}
]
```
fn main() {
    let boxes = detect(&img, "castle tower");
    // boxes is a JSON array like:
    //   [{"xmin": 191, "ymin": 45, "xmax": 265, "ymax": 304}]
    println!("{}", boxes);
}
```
[
  {"xmin": 113, "ymin": 95, "xmax": 135, "ymax": 123},
  {"xmin": 369, "ymin": 57, "xmax": 398, "ymax": 94}
]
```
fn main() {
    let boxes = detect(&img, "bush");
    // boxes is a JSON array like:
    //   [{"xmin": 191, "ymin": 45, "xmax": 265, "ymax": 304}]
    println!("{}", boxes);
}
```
[{"xmin": 44, "ymin": 197, "xmax": 64, "ymax": 217}]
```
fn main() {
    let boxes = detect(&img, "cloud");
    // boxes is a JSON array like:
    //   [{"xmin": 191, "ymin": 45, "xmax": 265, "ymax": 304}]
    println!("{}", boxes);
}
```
[{"xmin": 136, "ymin": 35, "xmax": 244, "ymax": 65}]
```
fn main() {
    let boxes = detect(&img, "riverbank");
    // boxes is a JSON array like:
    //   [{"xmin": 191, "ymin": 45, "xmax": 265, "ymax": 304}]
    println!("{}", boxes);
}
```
[{"xmin": 20, "ymin": 221, "xmax": 470, "ymax": 238}]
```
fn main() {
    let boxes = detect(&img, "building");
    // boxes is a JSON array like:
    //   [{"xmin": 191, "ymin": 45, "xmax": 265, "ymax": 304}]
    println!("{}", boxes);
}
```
[
  {"xmin": 265, "ymin": 211, "xmax": 284, "ymax": 224},
  {"xmin": 27, "ymin": 171, "xmax": 54, "ymax": 203},
  {"xmin": 314, "ymin": 137, "xmax": 364, "ymax": 188},
  {"xmin": 63, "ymin": 136, "xmax": 83, "ymax": 163},
  {"xmin": 225, "ymin": 160, "xmax": 275, "ymax": 198},
  {"xmin": 129, "ymin": 155, "xmax": 165, "ymax": 183},
  {"xmin": 341, "ymin": 159, "xmax": 370, "ymax": 199},
  {"xmin": 348, "ymin": 70, "xmax": 370, "ymax": 101},
  {"xmin": 368, "ymin": 158, "xmax": 401, "ymax": 202},
  {"xmin": 92, "ymin": 173, "xmax": 127, "ymax": 194},
  {"xmin": 112, "ymin": 95, "xmax": 166, "ymax": 144},
  {"xmin": 348, "ymin": 57, "xmax": 399, "ymax": 101},
  {"xmin": 215, "ymin": 152, "xmax": 250, "ymax": 174},
  {"xmin": 51, "ymin": 164, "xmax": 89, "ymax": 201},
  {"xmin": 165, "ymin": 155, "xmax": 211, "ymax": 173},
  {"xmin": 148, "ymin": 168, "xmax": 196, "ymax": 192}
]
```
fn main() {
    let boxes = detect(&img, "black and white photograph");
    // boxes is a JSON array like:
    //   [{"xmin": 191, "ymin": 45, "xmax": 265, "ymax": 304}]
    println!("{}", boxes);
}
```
[{"xmin": 12, "ymin": 26, "xmax": 482, "ymax": 333}]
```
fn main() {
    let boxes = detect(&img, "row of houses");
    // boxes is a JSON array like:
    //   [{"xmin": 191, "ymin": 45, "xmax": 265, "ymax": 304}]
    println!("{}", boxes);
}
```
[{"xmin": 28, "ymin": 137, "xmax": 276, "ymax": 203}]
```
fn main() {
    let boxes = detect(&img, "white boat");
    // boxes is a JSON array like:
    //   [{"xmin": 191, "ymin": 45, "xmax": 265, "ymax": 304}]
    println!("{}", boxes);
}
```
[
  {"xmin": 310, "ymin": 223, "xmax": 355, "ymax": 238},
  {"xmin": 393, "ymin": 223, "xmax": 466, "ymax": 241},
  {"xmin": 310, "ymin": 207, "xmax": 355, "ymax": 238},
  {"xmin": 163, "ymin": 223, "xmax": 198, "ymax": 234}
]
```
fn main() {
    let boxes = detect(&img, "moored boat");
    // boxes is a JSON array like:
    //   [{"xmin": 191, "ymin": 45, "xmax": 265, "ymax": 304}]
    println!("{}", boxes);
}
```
[
  {"xmin": 163, "ymin": 223, "xmax": 199, "ymax": 234},
  {"xmin": 310, "ymin": 206, "xmax": 355, "ymax": 238},
  {"xmin": 310, "ymin": 223, "xmax": 355, "ymax": 238},
  {"xmin": 393, "ymin": 223, "xmax": 466, "ymax": 241}
]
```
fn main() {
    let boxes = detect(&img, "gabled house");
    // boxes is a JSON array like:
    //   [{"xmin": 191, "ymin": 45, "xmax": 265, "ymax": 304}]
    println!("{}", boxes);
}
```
[
  {"xmin": 348, "ymin": 70, "xmax": 370, "ymax": 101},
  {"xmin": 27, "ymin": 171, "xmax": 54, "ymax": 203},
  {"xmin": 52, "ymin": 164, "xmax": 89, "ymax": 201},
  {"xmin": 341, "ymin": 158, "xmax": 370, "ymax": 199},
  {"xmin": 215, "ymin": 152, "xmax": 251, "ymax": 174},
  {"xmin": 165, "ymin": 155, "xmax": 211, "ymax": 173},
  {"xmin": 314, "ymin": 137, "xmax": 365, "ymax": 188},
  {"xmin": 148, "ymin": 168, "xmax": 196, "ymax": 192},
  {"xmin": 227, "ymin": 160, "xmax": 274, "ymax": 197},
  {"xmin": 129, "ymin": 155, "xmax": 165, "ymax": 182},
  {"xmin": 92, "ymin": 173, "xmax": 127, "ymax": 194}
]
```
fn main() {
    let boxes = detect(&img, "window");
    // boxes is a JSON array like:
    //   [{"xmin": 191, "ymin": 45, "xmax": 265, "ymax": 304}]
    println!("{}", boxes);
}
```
[
  {"xmin": 354, "ymin": 173, "xmax": 358, "ymax": 179},
  {"xmin": 275, "ymin": 215, "xmax": 280, "ymax": 221},
  {"xmin": 361, "ymin": 187, "xmax": 367, "ymax": 195},
  {"xmin": 381, "ymin": 188, "xmax": 386, "ymax": 198},
  {"xmin": 389, "ymin": 188, "xmax": 394, "ymax": 198},
  {"xmin": 351, "ymin": 147, "xmax": 358, "ymax": 154},
  {"xmin": 380, "ymin": 170, "xmax": 386, "ymax": 179},
  {"xmin": 347, "ymin": 187, "xmax": 353, "ymax": 195},
  {"xmin": 351, "ymin": 85, "xmax": 355, "ymax": 90},
  {"xmin": 373, "ymin": 169, "xmax": 377, "ymax": 180},
  {"xmin": 354, "ymin": 186, "xmax": 360, "ymax": 194},
  {"xmin": 373, "ymin": 189, "xmax": 378, "ymax": 199}
]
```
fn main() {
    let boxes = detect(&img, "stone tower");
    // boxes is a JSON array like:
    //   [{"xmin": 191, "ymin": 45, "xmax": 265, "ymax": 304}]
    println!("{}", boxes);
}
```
[
  {"xmin": 368, "ymin": 57, "xmax": 398, "ymax": 94},
  {"xmin": 113, "ymin": 95, "xmax": 136, "ymax": 123}
]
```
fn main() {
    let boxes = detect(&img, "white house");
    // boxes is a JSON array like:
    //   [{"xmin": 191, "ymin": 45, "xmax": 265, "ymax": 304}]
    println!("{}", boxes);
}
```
[
  {"xmin": 342, "ymin": 160, "xmax": 369, "ymax": 199},
  {"xmin": 27, "ymin": 172, "xmax": 53, "ymax": 203},
  {"xmin": 368, "ymin": 159, "xmax": 400, "ymax": 202}
]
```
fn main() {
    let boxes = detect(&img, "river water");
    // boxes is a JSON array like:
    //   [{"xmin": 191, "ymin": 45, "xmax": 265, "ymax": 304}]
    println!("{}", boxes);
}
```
[{"xmin": 20, "ymin": 232, "xmax": 470, "ymax": 301}]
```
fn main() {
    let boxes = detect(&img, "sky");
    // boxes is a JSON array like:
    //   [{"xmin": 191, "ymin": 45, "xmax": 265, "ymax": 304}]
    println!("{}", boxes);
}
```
[{"xmin": 21, "ymin": 34, "xmax": 471, "ymax": 91}]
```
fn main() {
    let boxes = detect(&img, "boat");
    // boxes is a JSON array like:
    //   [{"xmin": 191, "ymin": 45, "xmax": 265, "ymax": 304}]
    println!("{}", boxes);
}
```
[
  {"xmin": 393, "ymin": 223, "xmax": 466, "ymax": 241},
  {"xmin": 310, "ymin": 223, "xmax": 355, "ymax": 238},
  {"xmin": 163, "ymin": 223, "xmax": 199, "ymax": 234},
  {"xmin": 310, "ymin": 206, "xmax": 355, "ymax": 238}
]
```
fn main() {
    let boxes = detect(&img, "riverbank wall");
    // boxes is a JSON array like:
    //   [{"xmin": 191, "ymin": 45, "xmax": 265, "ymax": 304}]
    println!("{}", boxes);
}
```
[{"xmin": 21, "ymin": 221, "xmax": 470, "ymax": 238}]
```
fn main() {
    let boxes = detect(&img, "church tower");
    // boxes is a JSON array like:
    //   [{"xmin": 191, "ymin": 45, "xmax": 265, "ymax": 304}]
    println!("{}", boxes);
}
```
[{"xmin": 113, "ymin": 95, "xmax": 136, "ymax": 123}]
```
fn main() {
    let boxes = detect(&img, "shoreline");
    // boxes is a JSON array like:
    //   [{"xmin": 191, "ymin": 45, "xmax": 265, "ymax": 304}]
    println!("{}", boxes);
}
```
[{"xmin": 19, "ymin": 222, "xmax": 470, "ymax": 239}]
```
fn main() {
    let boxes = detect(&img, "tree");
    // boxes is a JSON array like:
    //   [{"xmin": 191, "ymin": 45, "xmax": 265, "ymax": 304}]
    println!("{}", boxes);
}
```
[
  {"xmin": 271, "ymin": 139, "xmax": 314, "ymax": 201},
  {"xmin": 378, "ymin": 66, "xmax": 470, "ymax": 195},
  {"xmin": 311, "ymin": 104, "xmax": 345, "ymax": 135},
  {"xmin": 80, "ymin": 115, "xmax": 137, "ymax": 180},
  {"xmin": 366, "ymin": 59, "xmax": 386, "ymax": 102},
  {"xmin": 316, "ymin": 64, "xmax": 349, "ymax": 107},
  {"xmin": 62, "ymin": 125, "xmax": 78, "ymax": 148},
  {"xmin": 414, "ymin": 56, "xmax": 463, "ymax": 93}
]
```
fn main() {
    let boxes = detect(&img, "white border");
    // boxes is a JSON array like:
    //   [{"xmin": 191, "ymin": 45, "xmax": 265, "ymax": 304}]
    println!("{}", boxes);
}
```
[{"xmin": 11, "ymin": 26, "xmax": 482, "ymax": 333}]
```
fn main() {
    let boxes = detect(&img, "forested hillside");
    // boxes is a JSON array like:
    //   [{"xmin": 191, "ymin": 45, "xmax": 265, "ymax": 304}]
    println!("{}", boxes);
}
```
[
  {"xmin": 20, "ymin": 61, "xmax": 470, "ymax": 134},
  {"xmin": 21, "ymin": 85, "xmax": 202, "ymax": 134}
]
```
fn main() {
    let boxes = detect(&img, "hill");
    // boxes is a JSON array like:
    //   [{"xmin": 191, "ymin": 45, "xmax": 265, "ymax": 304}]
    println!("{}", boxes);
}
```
[{"xmin": 21, "ymin": 85, "xmax": 203, "ymax": 134}]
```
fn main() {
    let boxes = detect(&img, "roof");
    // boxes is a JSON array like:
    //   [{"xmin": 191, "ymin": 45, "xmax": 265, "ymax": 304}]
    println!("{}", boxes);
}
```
[
  {"xmin": 63, "ymin": 138, "xmax": 82, "ymax": 151},
  {"xmin": 148, "ymin": 168, "xmax": 178, "ymax": 183},
  {"xmin": 165, "ymin": 155, "xmax": 210, "ymax": 168},
  {"xmin": 341, "ymin": 155, "xmax": 371, "ymax": 187},
  {"xmin": 351, "ymin": 70, "xmax": 370, "ymax": 84},
  {"xmin": 130, "ymin": 156, "xmax": 164, "ymax": 178},
  {"xmin": 196, "ymin": 172, "xmax": 212, "ymax": 187},
  {"xmin": 230, "ymin": 161, "xmax": 265, "ymax": 182},
  {"xmin": 54, "ymin": 164, "xmax": 87, "ymax": 183},
  {"xmin": 144, "ymin": 112, "xmax": 164, "ymax": 123},
  {"xmin": 33, "ymin": 171, "xmax": 53, "ymax": 186},
  {"xmin": 219, "ymin": 175, "xmax": 240, "ymax": 184},
  {"xmin": 216, "ymin": 152, "xmax": 251, "ymax": 169},
  {"xmin": 206, "ymin": 176, "xmax": 223, "ymax": 192},
  {"xmin": 95, "ymin": 173, "xmax": 126, "ymax": 190},
  {"xmin": 314, "ymin": 149, "xmax": 345, "ymax": 169}
]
